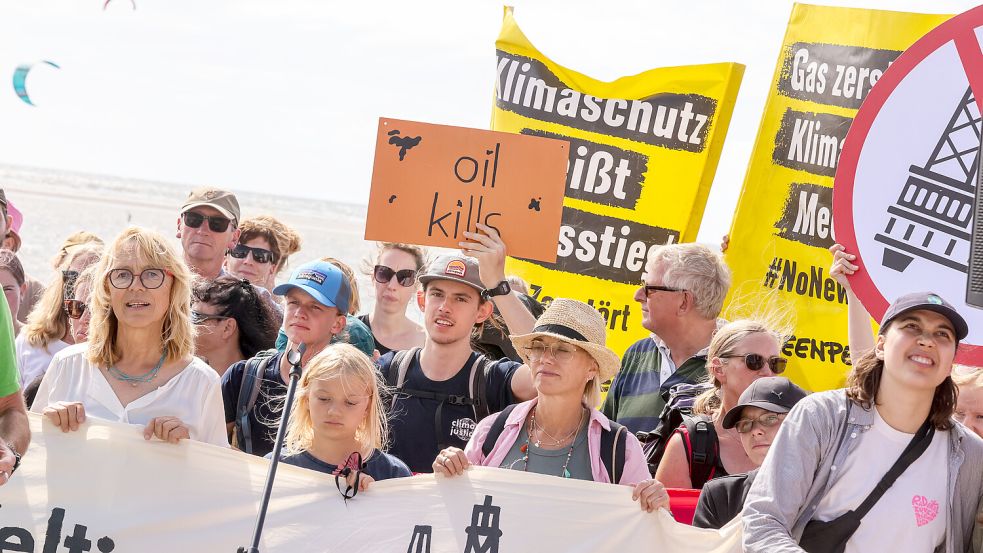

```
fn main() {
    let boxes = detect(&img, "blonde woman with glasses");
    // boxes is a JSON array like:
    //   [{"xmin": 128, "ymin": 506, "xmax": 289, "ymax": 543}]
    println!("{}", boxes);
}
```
[{"xmin": 31, "ymin": 227, "xmax": 228, "ymax": 446}]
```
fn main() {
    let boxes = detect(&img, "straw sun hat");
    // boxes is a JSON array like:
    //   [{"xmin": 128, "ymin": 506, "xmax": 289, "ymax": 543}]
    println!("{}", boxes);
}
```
[{"xmin": 509, "ymin": 298, "xmax": 621, "ymax": 381}]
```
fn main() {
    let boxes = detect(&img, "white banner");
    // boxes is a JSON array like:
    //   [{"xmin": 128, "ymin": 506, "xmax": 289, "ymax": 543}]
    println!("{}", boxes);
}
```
[{"xmin": 0, "ymin": 414, "xmax": 741, "ymax": 552}]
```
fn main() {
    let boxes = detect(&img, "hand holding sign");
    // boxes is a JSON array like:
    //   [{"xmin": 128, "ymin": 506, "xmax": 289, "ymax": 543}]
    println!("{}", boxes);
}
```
[
  {"xmin": 365, "ymin": 118, "xmax": 568, "ymax": 262},
  {"xmin": 460, "ymin": 223, "xmax": 508, "ymax": 289}
]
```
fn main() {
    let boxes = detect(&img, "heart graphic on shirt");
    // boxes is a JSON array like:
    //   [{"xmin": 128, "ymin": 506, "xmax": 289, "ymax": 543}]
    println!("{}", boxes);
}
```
[{"xmin": 911, "ymin": 495, "xmax": 939, "ymax": 527}]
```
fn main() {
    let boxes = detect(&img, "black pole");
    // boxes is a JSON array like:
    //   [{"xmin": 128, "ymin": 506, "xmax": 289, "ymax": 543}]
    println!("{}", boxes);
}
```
[{"xmin": 238, "ymin": 343, "xmax": 307, "ymax": 553}]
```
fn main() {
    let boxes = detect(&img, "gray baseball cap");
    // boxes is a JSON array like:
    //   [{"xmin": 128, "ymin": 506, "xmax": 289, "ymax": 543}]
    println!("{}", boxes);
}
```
[
  {"xmin": 722, "ymin": 377, "xmax": 808, "ymax": 429},
  {"xmin": 418, "ymin": 254, "xmax": 483, "ymax": 293}
]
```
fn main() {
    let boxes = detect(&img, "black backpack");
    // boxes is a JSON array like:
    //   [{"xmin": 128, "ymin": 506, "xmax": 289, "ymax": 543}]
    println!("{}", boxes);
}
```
[
  {"xmin": 386, "ymin": 348, "xmax": 491, "ymax": 449},
  {"xmin": 480, "ymin": 404, "xmax": 629, "ymax": 483},
  {"xmin": 636, "ymin": 382, "xmax": 718, "ymax": 479},
  {"xmin": 233, "ymin": 348, "xmax": 279, "ymax": 454}
]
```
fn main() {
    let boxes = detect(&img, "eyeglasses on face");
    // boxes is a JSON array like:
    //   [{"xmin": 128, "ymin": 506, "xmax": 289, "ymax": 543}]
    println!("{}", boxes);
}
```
[
  {"xmin": 108, "ymin": 268, "xmax": 170, "ymax": 290},
  {"xmin": 229, "ymin": 244, "xmax": 278, "ymax": 265},
  {"xmin": 523, "ymin": 341, "xmax": 581, "ymax": 363},
  {"xmin": 64, "ymin": 299, "xmax": 87, "ymax": 319},
  {"xmin": 735, "ymin": 412, "xmax": 785, "ymax": 434},
  {"xmin": 720, "ymin": 353, "xmax": 787, "ymax": 374},
  {"xmin": 640, "ymin": 283, "xmax": 686, "ymax": 297},
  {"xmin": 191, "ymin": 310, "xmax": 231, "ymax": 325},
  {"xmin": 182, "ymin": 211, "xmax": 233, "ymax": 233},
  {"xmin": 373, "ymin": 265, "xmax": 417, "ymax": 287}
]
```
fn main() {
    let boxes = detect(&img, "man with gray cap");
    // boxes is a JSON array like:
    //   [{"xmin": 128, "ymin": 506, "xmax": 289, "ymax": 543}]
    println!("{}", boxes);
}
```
[
  {"xmin": 177, "ymin": 187, "xmax": 241, "ymax": 280},
  {"xmin": 378, "ymin": 224, "xmax": 537, "ymax": 472}
]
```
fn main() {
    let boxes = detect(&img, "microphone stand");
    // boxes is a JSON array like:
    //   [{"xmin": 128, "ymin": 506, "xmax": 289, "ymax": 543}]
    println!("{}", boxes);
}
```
[{"xmin": 238, "ymin": 343, "xmax": 307, "ymax": 553}]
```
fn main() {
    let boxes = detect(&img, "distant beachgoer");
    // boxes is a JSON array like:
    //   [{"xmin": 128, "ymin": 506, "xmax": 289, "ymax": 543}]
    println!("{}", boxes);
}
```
[
  {"xmin": 177, "ymin": 187, "xmax": 241, "ymax": 281},
  {"xmin": 268, "ymin": 344, "xmax": 410, "ymax": 490},
  {"xmin": 16, "ymin": 241, "xmax": 103, "ymax": 387},
  {"xmin": 224, "ymin": 215, "xmax": 301, "ymax": 293},
  {"xmin": 66, "ymin": 267, "xmax": 97, "ymax": 344},
  {"xmin": 0, "ymin": 250, "xmax": 27, "ymax": 336},
  {"xmin": 222, "ymin": 260, "xmax": 351, "ymax": 456},
  {"xmin": 358, "ymin": 243, "xmax": 427, "ymax": 358},
  {"xmin": 192, "ymin": 276, "xmax": 279, "ymax": 375},
  {"xmin": 31, "ymin": 227, "xmax": 228, "ymax": 447}
]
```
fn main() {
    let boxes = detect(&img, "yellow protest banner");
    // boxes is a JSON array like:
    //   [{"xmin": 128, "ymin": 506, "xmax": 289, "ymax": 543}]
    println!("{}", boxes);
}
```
[
  {"xmin": 723, "ymin": 4, "xmax": 950, "ymax": 392},
  {"xmin": 495, "ymin": 6, "xmax": 744, "ymax": 359}
]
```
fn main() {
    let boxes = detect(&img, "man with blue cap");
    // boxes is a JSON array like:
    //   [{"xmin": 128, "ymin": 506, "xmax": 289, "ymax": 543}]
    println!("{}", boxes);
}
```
[{"xmin": 221, "ymin": 260, "xmax": 350, "ymax": 456}]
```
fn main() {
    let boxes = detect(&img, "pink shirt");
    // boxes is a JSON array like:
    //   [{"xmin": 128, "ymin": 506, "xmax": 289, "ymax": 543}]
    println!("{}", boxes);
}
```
[{"xmin": 464, "ymin": 398, "xmax": 651, "ymax": 485}]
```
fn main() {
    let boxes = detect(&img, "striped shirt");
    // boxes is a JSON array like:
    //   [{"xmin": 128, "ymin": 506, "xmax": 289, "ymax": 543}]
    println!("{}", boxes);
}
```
[{"xmin": 600, "ymin": 336, "xmax": 708, "ymax": 434}]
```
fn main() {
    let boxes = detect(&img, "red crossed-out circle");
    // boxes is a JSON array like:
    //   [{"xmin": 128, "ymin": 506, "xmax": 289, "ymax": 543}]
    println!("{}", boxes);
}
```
[{"xmin": 834, "ymin": 5, "xmax": 983, "ymax": 363}]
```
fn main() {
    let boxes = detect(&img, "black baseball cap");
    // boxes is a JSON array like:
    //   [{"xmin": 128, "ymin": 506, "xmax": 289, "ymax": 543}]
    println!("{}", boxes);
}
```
[
  {"xmin": 879, "ymin": 292, "xmax": 968, "ymax": 341},
  {"xmin": 722, "ymin": 377, "xmax": 808, "ymax": 429}
]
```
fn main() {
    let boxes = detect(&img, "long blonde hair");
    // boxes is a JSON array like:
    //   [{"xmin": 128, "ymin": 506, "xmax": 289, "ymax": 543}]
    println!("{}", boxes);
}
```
[
  {"xmin": 24, "ymin": 242, "xmax": 103, "ymax": 349},
  {"xmin": 86, "ymin": 227, "xmax": 195, "ymax": 368},
  {"xmin": 692, "ymin": 319, "xmax": 784, "ymax": 416},
  {"xmin": 283, "ymin": 344, "xmax": 388, "ymax": 455}
]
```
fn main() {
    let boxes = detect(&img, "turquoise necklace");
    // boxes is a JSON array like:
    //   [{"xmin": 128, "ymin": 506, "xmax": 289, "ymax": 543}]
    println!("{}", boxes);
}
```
[{"xmin": 107, "ymin": 352, "xmax": 166, "ymax": 387}]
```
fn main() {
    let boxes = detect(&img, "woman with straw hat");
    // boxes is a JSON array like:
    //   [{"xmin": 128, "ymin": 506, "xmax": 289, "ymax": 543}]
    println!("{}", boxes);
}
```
[{"xmin": 433, "ymin": 298, "xmax": 670, "ymax": 512}]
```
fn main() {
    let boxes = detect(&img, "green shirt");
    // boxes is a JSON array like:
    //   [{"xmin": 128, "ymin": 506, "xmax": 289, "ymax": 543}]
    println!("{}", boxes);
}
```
[{"xmin": 0, "ymin": 292, "xmax": 20, "ymax": 396}]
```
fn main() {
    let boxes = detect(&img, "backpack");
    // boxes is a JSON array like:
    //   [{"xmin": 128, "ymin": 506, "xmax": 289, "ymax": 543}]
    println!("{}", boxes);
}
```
[
  {"xmin": 386, "ymin": 348, "xmax": 491, "ymax": 449},
  {"xmin": 636, "ymin": 382, "xmax": 716, "ymax": 477},
  {"xmin": 480, "ymin": 404, "xmax": 629, "ymax": 483},
  {"xmin": 234, "ymin": 348, "xmax": 279, "ymax": 454}
]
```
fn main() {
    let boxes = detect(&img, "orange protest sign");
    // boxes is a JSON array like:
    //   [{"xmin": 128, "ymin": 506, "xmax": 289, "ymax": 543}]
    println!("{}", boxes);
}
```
[{"xmin": 365, "ymin": 118, "xmax": 568, "ymax": 262}]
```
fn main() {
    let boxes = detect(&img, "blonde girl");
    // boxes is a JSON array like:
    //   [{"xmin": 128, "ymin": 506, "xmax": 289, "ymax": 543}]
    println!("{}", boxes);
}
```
[
  {"xmin": 274, "ymin": 343, "xmax": 410, "ymax": 489},
  {"xmin": 952, "ymin": 365, "xmax": 983, "ymax": 438}
]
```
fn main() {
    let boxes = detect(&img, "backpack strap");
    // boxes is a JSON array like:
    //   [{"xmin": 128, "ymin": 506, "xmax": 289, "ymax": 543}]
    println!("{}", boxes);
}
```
[
  {"xmin": 600, "ymin": 421, "xmax": 628, "ymax": 484},
  {"xmin": 468, "ymin": 354, "xmax": 490, "ymax": 422},
  {"xmin": 678, "ymin": 415, "xmax": 720, "ymax": 488},
  {"xmin": 235, "ymin": 349, "xmax": 277, "ymax": 454},
  {"xmin": 480, "ymin": 404, "xmax": 518, "ymax": 458},
  {"xmin": 387, "ymin": 347, "xmax": 421, "ymax": 410}
]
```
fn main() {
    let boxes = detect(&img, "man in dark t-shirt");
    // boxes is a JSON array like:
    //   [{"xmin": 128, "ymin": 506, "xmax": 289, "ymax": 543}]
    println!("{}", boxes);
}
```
[{"xmin": 378, "ymin": 224, "xmax": 536, "ymax": 473}]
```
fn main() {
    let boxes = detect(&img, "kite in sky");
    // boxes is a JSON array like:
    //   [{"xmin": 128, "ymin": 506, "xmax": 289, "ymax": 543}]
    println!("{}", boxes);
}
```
[
  {"xmin": 103, "ymin": 0, "xmax": 137, "ymax": 9},
  {"xmin": 12, "ymin": 60, "xmax": 60, "ymax": 106}
]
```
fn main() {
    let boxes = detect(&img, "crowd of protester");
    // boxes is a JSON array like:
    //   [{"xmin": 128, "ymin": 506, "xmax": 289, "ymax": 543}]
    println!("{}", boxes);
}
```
[{"xmin": 0, "ymin": 185, "xmax": 981, "ymax": 552}]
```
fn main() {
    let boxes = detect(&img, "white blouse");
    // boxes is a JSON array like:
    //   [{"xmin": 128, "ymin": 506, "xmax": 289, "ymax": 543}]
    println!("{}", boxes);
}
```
[
  {"xmin": 31, "ymin": 343, "xmax": 229, "ymax": 447},
  {"xmin": 15, "ymin": 333, "xmax": 70, "ymax": 388}
]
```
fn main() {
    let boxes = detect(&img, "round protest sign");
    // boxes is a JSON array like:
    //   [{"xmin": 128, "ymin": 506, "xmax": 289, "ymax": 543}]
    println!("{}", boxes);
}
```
[{"xmin": 834, "ymin": 5, "xmax": 983, "ymax": 362}]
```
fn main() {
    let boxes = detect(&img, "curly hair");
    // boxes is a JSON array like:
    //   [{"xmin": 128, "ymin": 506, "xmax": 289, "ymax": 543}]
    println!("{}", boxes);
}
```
[
  {"xmin": 193, "ymin": 276, "xmax": 279, "ymax": 358},
  {"xmin": 237, "ymin": 215, "xmax": 302, "ymax": 276}
]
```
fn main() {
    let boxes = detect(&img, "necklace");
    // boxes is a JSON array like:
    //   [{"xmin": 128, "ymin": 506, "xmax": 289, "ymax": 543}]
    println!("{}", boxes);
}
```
[
  {"xmin": 531, "ymin": 409, "xmax": 581, "ymax": 448},
  {"xmin": 510, "ymin": 407, "xmax": 586, "ymax": 478},
  {"xmin": 107, "ymin": 352, "xmax": 167, "ymax": 387}
]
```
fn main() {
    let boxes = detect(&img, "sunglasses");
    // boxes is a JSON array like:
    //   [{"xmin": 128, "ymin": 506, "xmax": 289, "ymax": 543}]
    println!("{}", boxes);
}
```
[
  {"xmin": 373, "ymin": 265, "xmax": 417, "ymax": 287},
  {"xmin": 182, "ymin": 211, "xmax": 233, "ymax": 233},
  {"xmin": 228, "ymin": 244, "xmax": 278, "ymax": 265},
  {"xmin": 191, "ymin": 310, "xmax": 231, "ymax": 325},
  {"xmin": 720, "ymin": 353, "xmax": 787, "ymax": 374},
  {"xmin": 108, "ymin": 268, "xmax": 170, "ymax": 290},
  {"xmin": 735, "ymin": 412, "xmax": 785, "ymax": 434},
  {"xmin": 640, "ymin": 283, "xmax": 686, "ymax": 297},
  {"xmin": 64, "ymin": 299, "xmax": 87, "ymax": 319},
  {"xmin": 523, "ymin": 341, "xmax": 580, "ymax": 363}
]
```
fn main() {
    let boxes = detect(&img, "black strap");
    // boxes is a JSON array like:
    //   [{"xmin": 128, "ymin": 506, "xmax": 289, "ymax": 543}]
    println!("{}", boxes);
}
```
[
  {"xmin": 481, "ymin": 404, "xmax": 518, "ymax": 457},
  {"xmin": 235, "ymin": 350, "xmax": 276, "ymax": 454},
  {"xmin": 854, "ymin": 419, "xmax": 935, "ymax": 518},
  {"xmin": 600, "ymin": 422, "xmax": 628, "ymax": 484},
  {"xmin": 682, "ymin": 416, "xmax": 720, "ymax": 488}
]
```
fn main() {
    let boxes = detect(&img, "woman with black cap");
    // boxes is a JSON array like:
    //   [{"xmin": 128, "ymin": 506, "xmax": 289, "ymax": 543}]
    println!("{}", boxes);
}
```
[
  {"xmin": 692, "ymin": 376, "xmax": 807, "ymax": 529},
  {"xmin": 743, "ymin": 292, "xmax": 983, "ymax": 553}
]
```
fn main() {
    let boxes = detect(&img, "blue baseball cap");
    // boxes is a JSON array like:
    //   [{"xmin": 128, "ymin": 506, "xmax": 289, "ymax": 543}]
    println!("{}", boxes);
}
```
[{"xmin": 273, "ymin": 260, "xmax": 350, "ymax": 314}]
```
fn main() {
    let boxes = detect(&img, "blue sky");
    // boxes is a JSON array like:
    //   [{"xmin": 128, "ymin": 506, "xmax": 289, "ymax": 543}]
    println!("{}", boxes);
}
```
[{"xmin": 0, "ymin": 0, "xmax": 978, "ymax": 244}]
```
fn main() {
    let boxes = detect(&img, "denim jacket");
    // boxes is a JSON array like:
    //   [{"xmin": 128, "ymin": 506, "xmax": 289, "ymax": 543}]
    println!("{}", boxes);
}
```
[{"xmin": 742, "ymin": 389, "xmax": 983, "ymax": 553}]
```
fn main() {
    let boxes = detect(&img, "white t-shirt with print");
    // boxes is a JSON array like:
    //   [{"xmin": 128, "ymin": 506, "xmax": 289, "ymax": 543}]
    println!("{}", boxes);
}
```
[{"xmin": 813, "ymin": 407, "xmax": 948, "ymax": 553}]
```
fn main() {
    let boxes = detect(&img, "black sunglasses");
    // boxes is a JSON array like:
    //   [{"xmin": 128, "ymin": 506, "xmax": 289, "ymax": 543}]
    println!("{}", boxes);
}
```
[
  {"xmin": 64, "ymin": 299, "xmax": 86, "ymax": 319},
  {"xmin": 640, "ymin": 283, "xmax": 686, "ymax": 296},
  {"xmin": 373, "ymin": 265, "xmax": 416, "ymax": 287},
  {"xmin": 720, "ymin": 353, "xmax": 787, "ymax": 374},
  {"xmin": 228, "ymin": 244, "xmax": 278, "ymax": 265},
  {"xmin": 182, "ymin": 211, "xmax": 233, "ymax": 233},
  {"xmin": 191, "ymin": 310, "xmax": 231, "ymax": 325}
]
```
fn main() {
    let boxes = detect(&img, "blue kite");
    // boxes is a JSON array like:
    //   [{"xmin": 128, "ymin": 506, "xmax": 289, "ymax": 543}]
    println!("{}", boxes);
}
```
[{"xmin": 13, "ymin": 60, "xmax": 60, "ymax": 106}]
